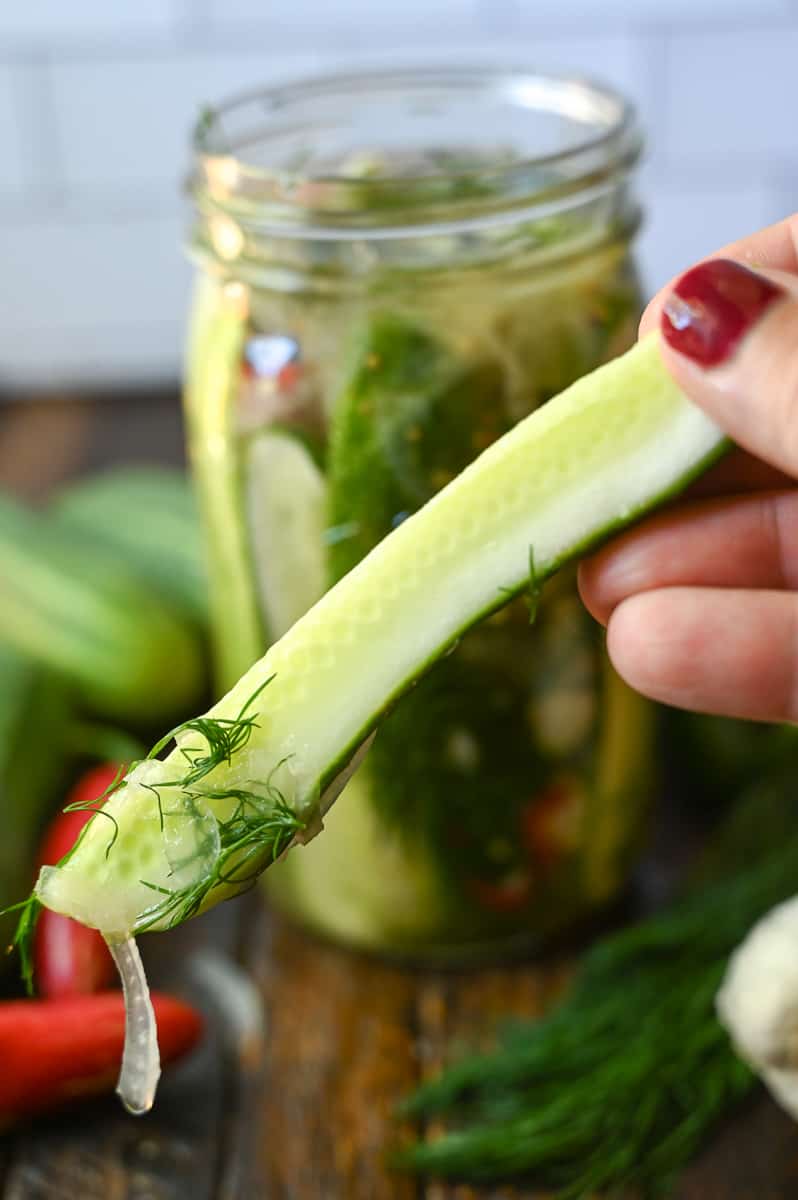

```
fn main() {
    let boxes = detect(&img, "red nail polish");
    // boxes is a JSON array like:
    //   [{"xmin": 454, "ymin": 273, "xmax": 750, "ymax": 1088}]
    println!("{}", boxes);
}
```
[{"xmin": 661, "ymin": 258, "xmax": 783, "ymax": 367}]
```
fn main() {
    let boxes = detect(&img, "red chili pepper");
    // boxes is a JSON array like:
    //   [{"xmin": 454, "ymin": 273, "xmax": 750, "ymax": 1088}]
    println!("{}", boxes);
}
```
[
  {"xmin": 0, "ymin": 991, "xmax": 202, "ymax": 1125},
  {"xmin": 466, "ymin": 870, "xmax": 533, "ymax": 914},
  {"xmin": 33, "ymin": 763, "xmax": 122, "ymax": 998},
  {"xmin": 520, "ymin": 778, "xmax": 584, "ymax": 871}
]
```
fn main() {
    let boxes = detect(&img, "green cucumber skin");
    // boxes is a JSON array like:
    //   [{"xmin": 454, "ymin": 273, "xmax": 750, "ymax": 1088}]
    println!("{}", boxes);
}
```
[
  {"xmin": 313, "ymin": 433, "xmax": 728, "ymax": 803},
  {"xmin": 231, "ymin": 334, "xmax": 727, "ymax": 817},
  {"xmin": 36, "ymin": 335, "xmax": 727, "ymax": 937},
  {"xmin": 245, "ymin": 431, "xmax": 328, "ymax": 643},
  {"xmin": 274, "ymin": 308, "xmax": 647, "ymax": 939},
  {"xmin": 0, "ymin": 491, "xmax": 206, "ymax": 723},
  {"xmin": 183, "ymin": 278, "xmax": 265, "ymax": 690},
  {"xmin": 54, "ymin": 468, "xmax": 210, "ymax": 629},
  {"xmin": 0, "ymin": 646, "xmax": 72, "ymax": 949}
]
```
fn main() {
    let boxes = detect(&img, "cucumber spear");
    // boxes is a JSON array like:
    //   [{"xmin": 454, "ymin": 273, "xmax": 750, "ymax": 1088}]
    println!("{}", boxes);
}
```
[{"xmin": 13, "ymin": 334, "xmax": 726, "ymax": 1111}]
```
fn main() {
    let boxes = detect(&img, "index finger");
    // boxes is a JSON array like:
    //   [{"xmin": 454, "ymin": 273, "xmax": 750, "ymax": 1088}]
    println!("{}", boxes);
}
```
[{"xmin": 639, "ymin": 212, "xmax": 798, "ymax": 337}]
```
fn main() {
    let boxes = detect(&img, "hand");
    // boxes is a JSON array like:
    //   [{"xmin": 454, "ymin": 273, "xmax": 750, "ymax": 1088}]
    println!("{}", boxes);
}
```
[{"xmin": 579, "ymin": 214, "xmax": 798, "ymax": 723}]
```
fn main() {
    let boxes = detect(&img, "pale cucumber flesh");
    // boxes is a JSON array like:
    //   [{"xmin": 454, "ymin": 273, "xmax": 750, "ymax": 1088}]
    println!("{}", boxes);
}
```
[
  {"xmin": 36, "ymin": 334, "xmax": 726, "ymax": 937},
  {"xmin": 246, "ymin": 431, "xmax": 328, "ymax": 641}
]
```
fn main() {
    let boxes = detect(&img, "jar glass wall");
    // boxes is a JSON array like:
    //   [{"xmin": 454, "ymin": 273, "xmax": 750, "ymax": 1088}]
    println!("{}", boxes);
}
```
[{"xmin": 183, "ymin": 64, "xmax": 652, "ymax": 960}]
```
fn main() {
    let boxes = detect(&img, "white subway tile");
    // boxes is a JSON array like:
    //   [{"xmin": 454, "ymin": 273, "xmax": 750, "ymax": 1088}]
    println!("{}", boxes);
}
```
[
  {"xmin": 50, "ymin": 51, "xmax": 323, "ymax": 197},
  {"xmin": 205, "ymin": 0, "xmax": 479, "ymax": 44},
  {"xmin": 636, "ymin": 179, "xmax": 786, "ymax": 298},
  {"xmin": 0, "ymin": 1, "xmax": 178, "ymax": 45},
  {"xmin": 337, "ymin": 34, "xmax": 648, "ymax": 122},
  {"xmin": 0, "ymin": 67, "xmax": 28, "ymax": 197},
  {"xmin": 0, "ymin": 215, "xmax": 187, "ymax": 340},
  {"xmin": 516, "ymin": 0, "xmax": 790, "ymax": 25},
  {"xmin": 0, "ymin": 213, "xmax": 190, "ymax": 385},
  {"xmin": 479, "ymin": 32, "xmax": 651, "ymax": 132},
  {"xmin": 778, "ymin": 176, "xmax": 798, "ymax": 216},
  {"xmin": 0, "ymin": 321, "xmax": 185, "ymax": 389},
  {"xmin": 205, "ymin": 0, "xmax": 284, "ymax": 20},
  {"xmin": 664, "ymin": 28, "xmax": 798, "ymax": 163},
  {"xmin": 505, "ymin": 31, "xmax": 643, "ymax": 95},
  {"xmin": 6, "ymin": 17, "xmax": 796, "ymax": 388},
  {"xmin": 476, "ymin": 0, "xmax": 518, "ymax": 34}
]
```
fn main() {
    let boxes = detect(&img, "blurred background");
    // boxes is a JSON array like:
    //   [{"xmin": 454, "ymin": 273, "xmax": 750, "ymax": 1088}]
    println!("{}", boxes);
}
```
[
  {"xmin": 0, "ymin": 0, "xmax": 797, "ymax": 393},
  {"xmin": 2, "ymin": 7, "xmax": 798, "ymax": 1190}
]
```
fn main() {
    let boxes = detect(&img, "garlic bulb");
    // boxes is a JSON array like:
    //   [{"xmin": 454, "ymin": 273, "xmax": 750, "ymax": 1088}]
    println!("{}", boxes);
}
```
[{"xmin": 716, "ymin": 894, "xmax": 798, "ymax": 1118}]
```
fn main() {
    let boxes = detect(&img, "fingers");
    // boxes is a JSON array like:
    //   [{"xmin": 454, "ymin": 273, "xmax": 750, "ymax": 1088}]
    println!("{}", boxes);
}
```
[
  {"xmin": 656, "ymin": 259, "xmax": 798, "ymax": 480},
  {"xmin": 639, "ymin": 212, "xmax": 798, "ymax": 337},
  {"xmin": 684, "ymin": 447, "xmax": 794, "ymax": 499},
  {"xmin": 592, "ymin": 219, "xmax": 798, "ymax": 725},
  {"xmin": 579, "ymin": 490, "xmax": 798, "ymax": 625},
  {"xmin": 606, "ymin": 587, "xmax": 798, "ymax": 723}
]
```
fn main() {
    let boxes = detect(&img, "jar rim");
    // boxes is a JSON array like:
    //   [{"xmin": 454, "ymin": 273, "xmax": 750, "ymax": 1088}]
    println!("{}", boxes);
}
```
[{"xmin": 189, "ymin": 62, "xmax": 642, "ymax": 239}]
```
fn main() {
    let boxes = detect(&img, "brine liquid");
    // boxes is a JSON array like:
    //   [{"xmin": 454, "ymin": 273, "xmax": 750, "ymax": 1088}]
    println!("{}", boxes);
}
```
[{"xmin": 184, "ymin": 240, "xmax": 652, "ymax": 958}]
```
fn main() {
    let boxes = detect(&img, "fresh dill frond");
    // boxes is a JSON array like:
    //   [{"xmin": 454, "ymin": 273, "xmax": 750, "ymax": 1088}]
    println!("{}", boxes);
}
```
[
  {"xmin": 63, "ymin": 761, "xmax": 128, "ymax": 858},
  {"xmin": 126, "ymin": 676, "xmax": 299, "ymax": 929},
  {"xmin": 64, "ymin": 761, "xmax": 129, "ymax": 812},
  {"xmin": 496, "ymin": 550, "xmax": 540, "ymax": 624},
  {"xmin": 147, "ymin": 674, "xmax": 274, "ymax": 789},
  {"xmin": 396, "ymin": 774, "xmax": 798, "ymax": 1198},
  {"xmin": 193, "ymin": 104, "xmax": 218, "ymax": 149},
  {"xmin": 527, "ymin": 545, "xmax": 541, "ymax": 624},
  {"xmin": 2, "ymin": 761, "xmax": 133, "ymax": 987},
  {"xmin": 3, "ymin": 676, "xmax": 299, "ymax": 976},
  {"xmin": 4, "ymin": 895, "xmax": 42, "ymax": 996},
  {"xmin": 134, "ymin": 785, "xmax": 303, "ymax": 933}
]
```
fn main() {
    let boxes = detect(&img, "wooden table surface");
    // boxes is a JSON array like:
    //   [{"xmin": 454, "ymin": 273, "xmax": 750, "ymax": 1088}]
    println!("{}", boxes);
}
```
[{"xmin": 1, "ymin": 387, "xmax": 797, "ymax": 1199}]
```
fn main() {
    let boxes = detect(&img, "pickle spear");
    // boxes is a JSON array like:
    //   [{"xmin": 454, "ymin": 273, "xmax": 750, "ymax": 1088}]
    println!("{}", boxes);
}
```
[
  {"xmin": 8, "ymin": 331, "xmax": 725, "ymax": 1112},
  {"xmin": 29, "ymin": 333, "xmax": 725, "ymax": 948}
]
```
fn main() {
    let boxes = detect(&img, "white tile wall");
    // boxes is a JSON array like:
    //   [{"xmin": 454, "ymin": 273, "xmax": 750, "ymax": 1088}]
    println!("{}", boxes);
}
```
[
  {"xmin": 515, "ymin": 0, "xmax": 792, "ymax": 26},
  {"xmin": 0, "ymin": 1, "xmax": 180, "ymax": 47},
  {"xmin": 206, "ymin": 0, "xmax": 481, "ymax": 45},
  {"xmin": 665, "ymin": 28, "xmax": 798, "ymax": 164},
  {"xmin": 50, "ymin": 51, "xmax": 323, "ymax": 201},
  {"xmin": 0, "ymin": 67, "xmax": 29, "ymax": 199},
  {"xmin": 0, "ymin": 215, "xmax": 189, "ymax": 387},
  {"xmin": 0, "ymin": 216, "xmax": 187, "ymax": 336},
  {"xmin": 488, "ymin": 32, "xmax": 651, "ymax": 124},
  {"xmin": 0, "ymin": 0, "xmax": 796, "ymax": 389},
  {"xmin": 637, "ymin": 178, "xmax": 786, "ymax": 297}
]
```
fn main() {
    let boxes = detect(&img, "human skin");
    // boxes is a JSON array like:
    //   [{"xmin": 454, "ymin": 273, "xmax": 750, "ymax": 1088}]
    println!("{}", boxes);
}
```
[{"xmin": 578, "ymin": 214, "xmax": 798, "ymax": 723}]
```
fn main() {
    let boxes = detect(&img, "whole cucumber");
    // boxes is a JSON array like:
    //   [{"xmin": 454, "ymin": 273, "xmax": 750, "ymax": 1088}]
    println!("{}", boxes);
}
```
[
  {"xmin": 53, "ymin": 467, "xmax": 209, "ymax": 629},
  {"xmin": 0, "ymin": 491, "xmax": 206, "ymax": 723},
  {"xmin": 0, "ymin": 646, "xmax": 72, "ymax": 950}
]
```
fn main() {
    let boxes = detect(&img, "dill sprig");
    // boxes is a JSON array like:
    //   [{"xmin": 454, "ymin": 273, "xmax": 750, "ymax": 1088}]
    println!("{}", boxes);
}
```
[
  {"xmin": 146, "ymin": 674, "xmax": 274, "ymax": 788},
  {"xmin": 125, "ymin": 675, "xmax": 307, "ymax": 930},
  {"xmin": 395, "ymin": 775, "xmax": 798, "ymax": 1198},
  {"xmin": 2, "ymin": 894, "xmax": 42, "ymax": 995},
  {"xmin": 134, "ymin": 783, "xmax": 303, "ymax": 933},
  {"xmin": 5, "ymin": 676, "xmax": 304, "ymax": 977},
  {"xmin": 63, "ymin": 762, "xmax": 128, "ymax": 856},
  {"xmin": 107, "ymin": 675, "xmax": 305, "ymax": 931}
]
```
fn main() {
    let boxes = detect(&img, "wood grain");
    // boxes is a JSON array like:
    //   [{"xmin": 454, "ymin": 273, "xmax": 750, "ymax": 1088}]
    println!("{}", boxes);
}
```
[{"xmin": 246, "ymin": 903, "xmax": 420, "ymax": 1200}]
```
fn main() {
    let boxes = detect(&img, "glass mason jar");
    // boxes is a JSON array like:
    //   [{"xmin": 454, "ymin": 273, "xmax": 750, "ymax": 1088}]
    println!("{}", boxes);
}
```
[{"xmin": 183, "ymin": 64, "xmax": 652, "ymax": 961}]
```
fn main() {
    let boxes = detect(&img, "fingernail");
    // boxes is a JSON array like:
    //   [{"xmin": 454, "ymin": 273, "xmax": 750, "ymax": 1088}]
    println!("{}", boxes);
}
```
[{"xmin": 661, "ymin": 258, "xmax": 784, "ymax": 367}]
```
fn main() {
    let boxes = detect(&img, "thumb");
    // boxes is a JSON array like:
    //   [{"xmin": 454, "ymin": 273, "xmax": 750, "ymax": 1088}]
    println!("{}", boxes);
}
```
[{"xmin": 658, "ymin": 258, "xmax": 798, "ymax": 479}]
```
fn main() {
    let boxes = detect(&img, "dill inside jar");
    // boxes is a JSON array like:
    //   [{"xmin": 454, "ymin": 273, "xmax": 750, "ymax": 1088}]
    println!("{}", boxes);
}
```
[{"xmin": 183, "ymin": 65, "xmax": 652, "ymax": 960}]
